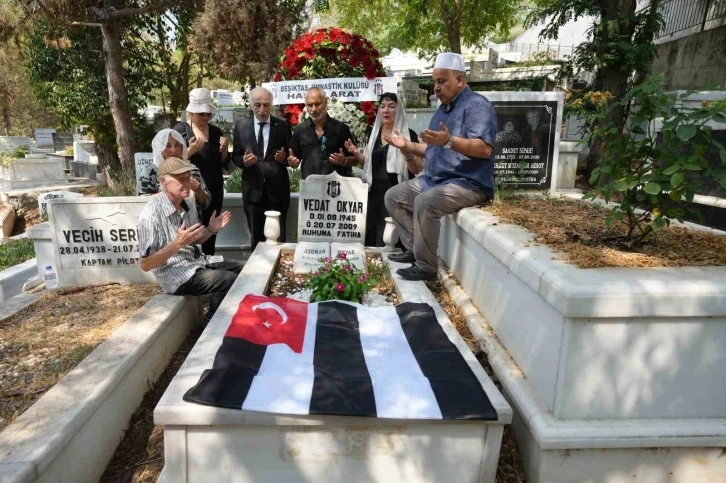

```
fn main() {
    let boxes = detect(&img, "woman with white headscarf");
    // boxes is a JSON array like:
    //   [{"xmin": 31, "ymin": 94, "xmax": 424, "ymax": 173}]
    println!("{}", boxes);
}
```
[
  {"xmin": 345, "ymin": 93, "xmax": 422, "ymax": 247},
  {"xmin": 136, "ymin": 128, "xmax": 211, "ymax": 210}
]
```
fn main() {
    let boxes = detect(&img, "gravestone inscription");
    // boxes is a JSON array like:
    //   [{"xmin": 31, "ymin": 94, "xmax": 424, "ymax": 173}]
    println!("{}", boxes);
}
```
[
  {"xmin": 47, "ymin": 197, "xmax": 155, "ymax": 287},
  {"xmin": 330, "ymin": 242, "xmax": 366, "ymax": 272},
  {"xmin": 34, "ymin": 128, "xmax": 56, "ymax": 149},
  {"xmin": 292, "ymin": 241, "xmax": 331, "ymax": 274},
  {"xmin": 297, "ymin": 172, "xmax": 368, "ymax": 244},
  {"xmin": 52, "ymin": 132, "xmax": 76, "ymax": 152}
]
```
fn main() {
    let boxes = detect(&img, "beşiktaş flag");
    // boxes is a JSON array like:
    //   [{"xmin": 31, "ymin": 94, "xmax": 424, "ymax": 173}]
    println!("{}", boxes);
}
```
[{"xmin": 184, "ymin": 295, "xmax": 497, "ymax": 420}]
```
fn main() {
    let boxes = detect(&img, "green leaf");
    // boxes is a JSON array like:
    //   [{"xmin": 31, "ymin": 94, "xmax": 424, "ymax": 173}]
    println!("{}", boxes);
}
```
[
  {"xmin": 721, "ymin": 150, "xmax": 726, "ymax": 165},
  {"xmin": 713, "ymin": 113, "xmax": 726, "ymax": 124},
  {"xmin": 589, "ymin": 172, "xmax": 600, "ymax": 185},
  {"xmin": 676, "ymin": 124, "xmax": 697, "ymax": 141},
  {"xmin": 601, "ymin": 165, "xmax": 612, "ymax": 174},
  {"xmin": 644, "ymin": 183, "xmax": 661, "ymax": 194},
  {"xmin": 614, "ymin": 180, "xmax": 628, "ymax": 191},
  {"xmin": 670, "ymin": 172, "xmax": 684, "ymax": 188},
  {"xmin": 661, "ymin": 118, "xmax": 678, "ymax": 131},
  {"xmin": 683, "ymin": 163, "xmax": 703, "ymax": 170},
  {"xmin": 662, "ymin": 164, "xmax": 681, "ymax": 175}
]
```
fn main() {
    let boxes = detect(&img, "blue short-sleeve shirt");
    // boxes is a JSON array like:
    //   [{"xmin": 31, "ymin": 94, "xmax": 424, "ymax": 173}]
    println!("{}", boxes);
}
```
[{"xmin": 419, "ymin": 87, "xmax": 497, "ymax": 197}]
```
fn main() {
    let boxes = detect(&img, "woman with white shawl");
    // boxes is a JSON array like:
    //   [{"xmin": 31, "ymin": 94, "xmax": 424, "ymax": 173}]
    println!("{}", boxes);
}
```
[
  {"xmin": 345, "ymin": 93, "xmax": 422, "ymax": 246},
  {"xmin": 136, "ymin": 128, "xmax": 211, "ymax": 211}
]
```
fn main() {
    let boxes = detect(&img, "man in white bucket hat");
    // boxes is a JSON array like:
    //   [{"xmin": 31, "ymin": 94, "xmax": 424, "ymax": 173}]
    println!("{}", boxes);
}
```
[{"xmin": 383, "ymin": 52, "xmax": 497, "ymax": 281}]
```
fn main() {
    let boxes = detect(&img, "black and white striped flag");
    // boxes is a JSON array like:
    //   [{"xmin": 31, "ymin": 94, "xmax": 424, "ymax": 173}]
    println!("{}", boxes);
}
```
[{"xmin": 184, "ymin": 295, "xmax": 497, "ymax": 420}]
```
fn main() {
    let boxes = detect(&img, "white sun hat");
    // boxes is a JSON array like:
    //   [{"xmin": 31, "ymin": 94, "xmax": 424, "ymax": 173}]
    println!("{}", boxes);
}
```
[
  {"xmin": 185, "ymin": 88, "xmax": 217, "ymax": 114},
  {"xmin": 434, "ymin": 52, "xmax": 466, "ymax": 72}
]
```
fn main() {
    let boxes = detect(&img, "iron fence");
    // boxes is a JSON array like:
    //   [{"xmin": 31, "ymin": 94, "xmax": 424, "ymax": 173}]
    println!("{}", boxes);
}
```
[{"xmin": 656, "ymin": 0, "xmax": 726, "ymax": 39}]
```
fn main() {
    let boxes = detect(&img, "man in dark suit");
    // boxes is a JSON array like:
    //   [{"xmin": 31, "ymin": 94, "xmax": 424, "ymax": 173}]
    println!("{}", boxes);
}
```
[{"xmin": 232, "ymin": 87, "xmax": 296, "ymax": 250}]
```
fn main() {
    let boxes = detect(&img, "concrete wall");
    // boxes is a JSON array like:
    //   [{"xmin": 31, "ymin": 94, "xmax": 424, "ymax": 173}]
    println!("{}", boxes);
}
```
[{"xmin": 652, "ymin": 25, "xmax": 726, "ymax": 90}]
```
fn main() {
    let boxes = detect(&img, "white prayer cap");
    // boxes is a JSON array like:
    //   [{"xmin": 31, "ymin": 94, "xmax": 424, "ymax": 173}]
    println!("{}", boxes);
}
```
[{"xmin": 434, "ymin": 52, "xmax": 466, "ymax": 72}]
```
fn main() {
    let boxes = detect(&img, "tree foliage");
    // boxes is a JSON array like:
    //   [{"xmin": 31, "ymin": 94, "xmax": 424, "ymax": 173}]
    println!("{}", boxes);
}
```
[
  {"xmin": 193, "ymin": 0, "xmax": 307, "ymax": 86},
  {"xmin": 327, "ymin": 0, "xmax": 521, "ymax": 57}
]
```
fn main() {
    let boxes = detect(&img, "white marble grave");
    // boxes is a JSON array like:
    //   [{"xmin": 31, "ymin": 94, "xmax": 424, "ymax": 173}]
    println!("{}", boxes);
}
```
[
  {"xmin": 297, "ymin": 172, "xmax": 368, "ymax": 244},
  {"xmin": 47, "ymin": 197, "xmax": 155, "ymax": 287},
  {"xmin": 292, "ymin": 241, "xmax": 330, "ymax": 274},
  {"xmin": 34, "ymin": 128, "xmax": 56, "ymax": 149}
]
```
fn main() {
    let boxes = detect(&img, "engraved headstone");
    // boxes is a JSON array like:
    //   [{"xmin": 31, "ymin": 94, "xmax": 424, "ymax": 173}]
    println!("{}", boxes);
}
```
[
  {"xmin": 37, "ymin": 191, "xmax": 83, "ymax": 219},
  {"xmin": 297, "ymin": 172, "xmax": 368, "ymax": 244},
  {"xmin": 47, "ymin": 197, "xmax": 155, "ymax": 287},
  {"xmin": 330, "ymin": 242, "xmax": 366, "ymax": 272},
  {"xmin": 34, "ymin": 128, "xmax": 56, "ymax": 149},
  {"xmin": 292, "ymin": 241, "xmax": 331, "ymax": 274},
  {"xmin": 52, "ymin": 132, "xmax": 76, "ymax": 152}
]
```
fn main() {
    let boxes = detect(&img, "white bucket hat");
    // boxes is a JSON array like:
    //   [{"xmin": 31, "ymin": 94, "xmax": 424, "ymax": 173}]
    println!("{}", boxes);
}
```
[{"xmin": 185, "ymin": 88, "xmax": 217, "ymax": 114}]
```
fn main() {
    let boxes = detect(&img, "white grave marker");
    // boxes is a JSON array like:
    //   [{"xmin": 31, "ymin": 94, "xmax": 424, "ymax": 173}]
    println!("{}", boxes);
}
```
[
  {"xmin": 330, "ymin": 242, "xmax": 366, "ymax": 272},
  {"xmin": 47, "ymin": 197, "xmax": 155, "ymax": 287},
  {"xmin": 134, "ymin": 152, "xmax": 154, "ymax": 184},
  {"xmin": 34, "ymin": 128, "xmax": 56, "ymax": 149},
  {"xmin": 297, "ymin": 172, "xmax": 368, "ymax": 244},
  {"xmin": 215, "ymin": 91, "xmax": 234, "ymax": 106},
  {"xmin": 292, "ymin": 241, "xmax": 331, "ymax": 274},
  {"xmin": 38, "ymin": 191, "xmax": 83, "ymax": 219}
]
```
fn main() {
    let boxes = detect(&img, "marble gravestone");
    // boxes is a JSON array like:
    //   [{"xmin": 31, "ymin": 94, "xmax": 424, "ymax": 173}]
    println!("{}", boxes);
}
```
[
  {"xmin": 331, "ymin": 242, "xmax": 366, "ymax": 272},
  {"xmin": 34, "ymin": 128, "xmax": 56, "ymax": 149},
  {"xmin": 478, "ymin": 91, "xmax": 564, "ymax": 190},
  {"xmin": 292, "ymin": 241, "xmax": 330, "ymax": 274},
  {"xmin": 297, "ymin": 172, "xmax": 368, "ymax": 244},
  {"xmin": 294, "ymin": 172, "xmax": 368, "ymax": 272},
  {"xmin": 52, "ymin": 132, "xmax": 76, "ymax": 152},
  {"xmin": 38, "ymin": 191, "xmax": 83, "ymax": 219},
  {"xmin": 47, "ymin": 197, "xmax": 155, "ymax": 288}
]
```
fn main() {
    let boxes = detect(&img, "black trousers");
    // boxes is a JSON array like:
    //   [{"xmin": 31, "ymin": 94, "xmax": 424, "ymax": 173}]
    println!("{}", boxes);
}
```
[
  {"xmin": 174, "ymin": 259, "xmax": 244, "ymax": 321},
  {"xmin": 244, "ymin": 192, "xmax": 288, "ymax": 251}
]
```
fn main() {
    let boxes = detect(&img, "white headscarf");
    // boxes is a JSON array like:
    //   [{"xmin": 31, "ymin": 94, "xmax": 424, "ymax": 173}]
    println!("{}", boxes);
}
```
[
  {"xmin": 362, "ymin": 96, "xmax": 412, "ymax": 189},
  {"xmin": 152, "ymin": 129, "xmax": 188, "ymax": 167}
]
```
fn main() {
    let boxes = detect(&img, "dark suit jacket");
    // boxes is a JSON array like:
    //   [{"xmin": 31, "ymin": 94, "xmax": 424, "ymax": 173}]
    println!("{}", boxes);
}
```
[{"xmin": 232, "ymin": 114, "xmax": 291, "ymax": 206}]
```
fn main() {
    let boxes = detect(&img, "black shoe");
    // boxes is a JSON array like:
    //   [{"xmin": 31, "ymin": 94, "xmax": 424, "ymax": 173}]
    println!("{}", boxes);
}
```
[
  {"xmin": 388, "ymin": 251, "xmax": 416, "ymax": 263},
  {"xmin": 397, "ymin": 265, "xmax": 437, "ymax": 281}
]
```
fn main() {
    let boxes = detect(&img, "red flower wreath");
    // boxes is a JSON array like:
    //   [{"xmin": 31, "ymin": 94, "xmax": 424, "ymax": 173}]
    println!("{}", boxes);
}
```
[{"xmin": 273, "ymin": 28, "xmax": 387, "ymax": 127}]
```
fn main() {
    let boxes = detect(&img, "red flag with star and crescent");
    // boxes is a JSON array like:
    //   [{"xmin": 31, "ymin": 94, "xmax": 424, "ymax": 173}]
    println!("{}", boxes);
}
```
[{"xmin": 226, "ymin": 295, "xmax": 308, "ymax": 353}]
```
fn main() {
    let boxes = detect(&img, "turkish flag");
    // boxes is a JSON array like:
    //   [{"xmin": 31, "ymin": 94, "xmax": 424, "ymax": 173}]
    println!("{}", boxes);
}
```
[{"xmin": 226, "ymin": 295, "xmax": 308, "ymax": 353}]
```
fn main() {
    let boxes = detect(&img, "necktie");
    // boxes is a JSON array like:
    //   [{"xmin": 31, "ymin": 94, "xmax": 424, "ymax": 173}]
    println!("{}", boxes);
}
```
[{"xmin": 257, "ymin": 122, "xmax": 266, "ymax": 156}]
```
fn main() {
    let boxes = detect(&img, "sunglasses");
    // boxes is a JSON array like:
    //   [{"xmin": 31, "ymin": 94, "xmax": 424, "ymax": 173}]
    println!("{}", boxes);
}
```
[
  {"xmin": 321, "ymin": 135, "xmax": 327, "ymax": 154},
  {"xmin": 197, "ymin": 112, "xmax": 213, "ymax": 117}
]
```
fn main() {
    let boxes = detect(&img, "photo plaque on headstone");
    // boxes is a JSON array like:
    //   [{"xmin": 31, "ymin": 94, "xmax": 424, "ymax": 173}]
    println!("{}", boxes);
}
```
[
  {"xmin": 134, "ymin": 152, "xmax": 154, "ymax": 185},
  {"xmin": 297, "ymin": 172, "xmax": 368, "ymax": 244},
  {"xmin": 478, "ymin": 91, "xmax": 564, "ymax": 190}
]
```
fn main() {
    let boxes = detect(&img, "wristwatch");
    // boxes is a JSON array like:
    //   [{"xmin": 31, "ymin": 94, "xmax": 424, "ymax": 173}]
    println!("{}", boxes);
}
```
[
  {"xmin": 443, "ymin": 136, "xmax": 454, "ymax": 149},
  {"xmin": 206, "ymin": 226, "xmax": 217, "ymax": 235}
]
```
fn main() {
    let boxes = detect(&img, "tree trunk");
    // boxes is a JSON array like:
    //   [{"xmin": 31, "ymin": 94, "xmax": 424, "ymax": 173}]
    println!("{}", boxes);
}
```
[
  {"xmin": 1, "ymin": 108, "xmax": 9, "ymax": 135},
  {"xmin": 100, "ymin": 18, "xmax": 137, "ymax": 172},
  {"xmin": 196, "ymin": 53, "xmax": 205, "ymax": 88},
  {"xmin": 95, "ymin": 140, "xmax": 122, "ymax": 185},
  {"xmin": 438, "ymin": 0, "xmax": 462, "ymax": 53}
]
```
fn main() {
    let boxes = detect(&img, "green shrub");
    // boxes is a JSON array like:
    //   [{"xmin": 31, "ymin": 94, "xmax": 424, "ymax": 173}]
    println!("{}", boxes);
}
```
[
  {"xmin": 585, "ymin": 76, "xmax": 726, "ymax": 244},
  {"xmin": 0, "ymin": 239, "xmax": 36, "ymax": 271},
  {"xmin": 99, "ymin": 173, "xmax": 136, "ymax": 197},
  {"xmin": 225, "ymin": 168, "xmax": 243, "ymax": 193},
  {"xmin": 288, "ymin": 167, "xmax": 301, "ymax": 193}
]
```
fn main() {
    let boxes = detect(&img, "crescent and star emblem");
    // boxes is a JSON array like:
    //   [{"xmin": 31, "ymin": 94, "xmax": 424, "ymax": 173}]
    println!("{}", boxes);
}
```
[{"xmin": 251, "ymin": 302, "xmax": 288, "ymax": 329}]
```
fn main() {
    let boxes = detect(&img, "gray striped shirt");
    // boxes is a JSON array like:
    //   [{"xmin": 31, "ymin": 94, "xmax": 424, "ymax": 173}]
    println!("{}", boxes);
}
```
[{"xmin": 137, "ymin": 193, "xmax": 207, "ymax": 293}]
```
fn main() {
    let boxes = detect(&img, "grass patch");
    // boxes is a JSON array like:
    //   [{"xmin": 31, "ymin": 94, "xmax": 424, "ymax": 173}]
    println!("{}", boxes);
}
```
[{"xmin": 0, "ymin": 239, "xmax": 35, "ymax": 271}]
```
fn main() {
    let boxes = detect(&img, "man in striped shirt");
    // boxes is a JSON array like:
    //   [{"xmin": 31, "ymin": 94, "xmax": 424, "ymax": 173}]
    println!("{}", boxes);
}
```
[{"xmin": 138, "ymin": 157, "xmax": 243, "ymax": 324}]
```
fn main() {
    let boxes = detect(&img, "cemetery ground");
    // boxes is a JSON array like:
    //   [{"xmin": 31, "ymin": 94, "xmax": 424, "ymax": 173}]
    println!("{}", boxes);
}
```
[
  {"xmin": 0, "ymin": 283, "xmax": 160, "ymax": 433},
  {"xmin": 485, "ymin": 195, "xmax": 726, "ymax": 268}
]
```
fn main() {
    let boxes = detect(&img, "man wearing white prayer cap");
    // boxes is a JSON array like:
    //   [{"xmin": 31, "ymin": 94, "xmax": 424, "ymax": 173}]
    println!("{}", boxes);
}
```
[{"xmin": 383, "ymin": 52, "xmax": 497, "ymax": 281}]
